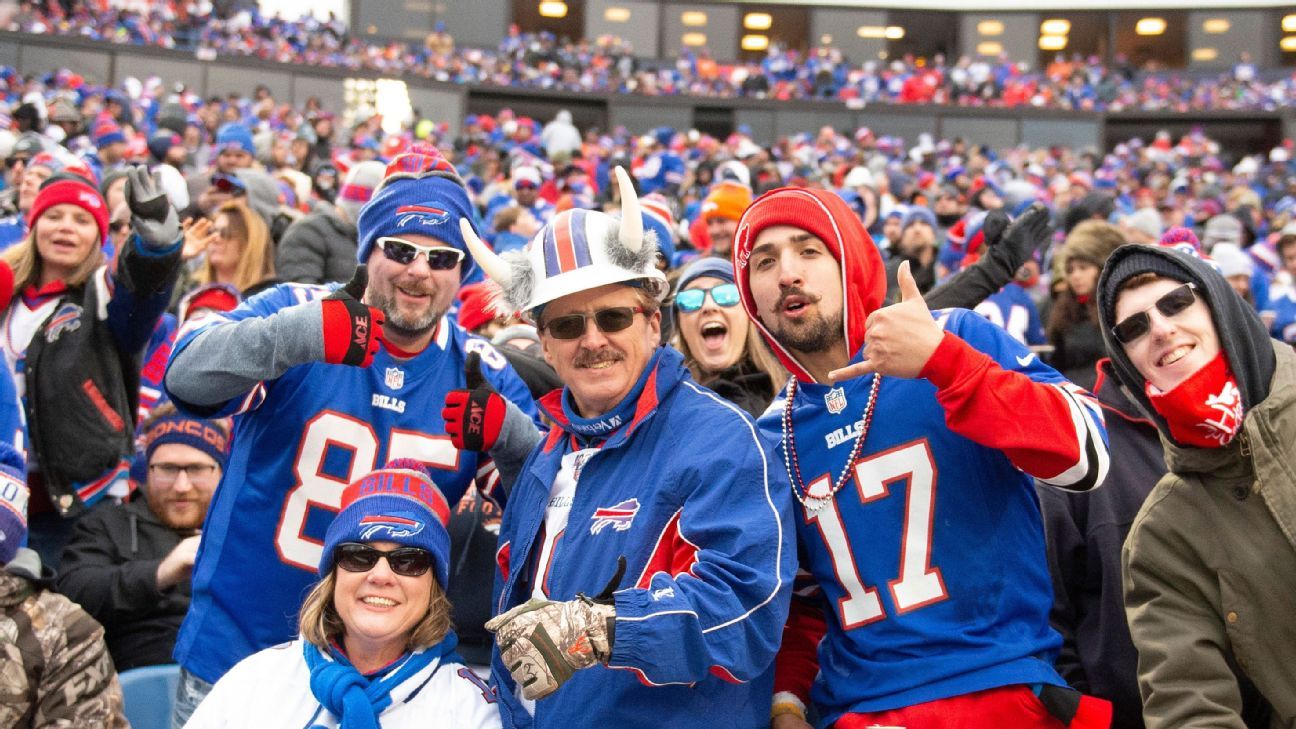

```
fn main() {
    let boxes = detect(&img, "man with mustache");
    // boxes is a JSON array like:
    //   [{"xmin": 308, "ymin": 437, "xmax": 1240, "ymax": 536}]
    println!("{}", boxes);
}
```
[
  {"xmin": 731, "ymin": 188, "xmax": 1112, "ymax": 728},
  {"xmin": 161, "ymin": 150, "xmax": 538, "ymax": 726},
  {"xmin": 451, "ymin": 168, "xmax": 794, "ymax": 728}
]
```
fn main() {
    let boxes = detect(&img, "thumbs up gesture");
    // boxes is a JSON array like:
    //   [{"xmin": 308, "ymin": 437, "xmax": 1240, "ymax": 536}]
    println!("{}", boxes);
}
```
[
  {"xmin": 442, "ymin": 351, "xmax": 507, "ymax": 452},
  {"xmin": 829, "ymin": 261, "xmax": 945, "ymax": 383}
]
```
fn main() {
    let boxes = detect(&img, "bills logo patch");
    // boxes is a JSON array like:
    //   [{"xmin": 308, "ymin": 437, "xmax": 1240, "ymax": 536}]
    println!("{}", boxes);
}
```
[
  {"xmin": 385, "ymin": 367, "xmax": 405, "ymax": 390},
  {"xmin": 45, "ymin": 303, "xmax": 83, "ymax": 343},
  {"xmin": 395, "ymin": 204, "xmax": 450, "ymax": 228},
  {"xmin": 590, "ymin": 498, "xmax": 639, "ymax": 535},
  {"xmin": 359, "ymin": 513, "xmax": 425, "ymax": 540},
  {"xmin": 825, "ymin": 387, "xmax": 847, "ymax": 415}
]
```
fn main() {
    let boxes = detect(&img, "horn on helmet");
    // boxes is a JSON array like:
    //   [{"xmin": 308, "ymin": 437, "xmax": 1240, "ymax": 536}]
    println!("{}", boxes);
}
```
[
  {"xmin": 459, "ymin": 217, "xmax": 511, "ymax": 287},
  {"xmin": 615, "ymin": 166, "xmax": 643, "ymax": 254}
]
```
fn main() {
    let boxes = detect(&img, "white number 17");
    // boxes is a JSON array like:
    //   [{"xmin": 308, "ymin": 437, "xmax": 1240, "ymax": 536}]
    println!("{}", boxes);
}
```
[{"xmin": 805, "ymin": 440, "xmax": 947, "ymax": 628}]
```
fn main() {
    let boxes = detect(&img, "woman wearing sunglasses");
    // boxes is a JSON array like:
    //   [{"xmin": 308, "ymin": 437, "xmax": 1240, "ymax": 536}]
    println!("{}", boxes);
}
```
[
  {"xmin": 1095, "ymin": 245, "xmax": 1296, "ymax": 729},
  {"xmin": 184, "ymin": 460, "xmax": 501, "ymax": 729},
  {"xmin": 671, "ymin": 257, "xmax": 785, "ymax": 416},
  {"xmin": 193, "ymin": 200, "xmax": 276, "ymax": 294}
]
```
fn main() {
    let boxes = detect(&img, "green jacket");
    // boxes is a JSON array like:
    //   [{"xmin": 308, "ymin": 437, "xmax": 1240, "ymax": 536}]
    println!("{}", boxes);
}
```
[{"xmin": 1122, "ymin": 340, "xmax": 1296, "ymax": 729}]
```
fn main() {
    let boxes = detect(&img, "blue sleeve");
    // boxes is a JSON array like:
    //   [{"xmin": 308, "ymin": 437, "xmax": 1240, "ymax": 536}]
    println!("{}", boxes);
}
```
[
  {"xmin": 608, "ymin": 396, "xmax": 795, "ymax": 685},
  {"xmin": 104, "ymin": 232, "xmax": 183, "ymax": 355}
]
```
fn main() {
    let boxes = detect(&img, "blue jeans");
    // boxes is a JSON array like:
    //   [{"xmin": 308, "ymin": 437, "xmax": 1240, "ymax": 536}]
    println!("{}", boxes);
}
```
[{"xmin": 171, "ymin": 667, "xmax": 213, "ymax": 729}]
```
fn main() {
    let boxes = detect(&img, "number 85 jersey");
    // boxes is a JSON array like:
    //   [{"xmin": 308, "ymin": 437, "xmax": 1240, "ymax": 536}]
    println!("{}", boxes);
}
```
[
  {"xmin": 760, "ymin": 309, "xmax": 1108, "ymax": 725},
  {"xmin": 164, "ymin": 284, "xmax": 539, "ymax": 684}
]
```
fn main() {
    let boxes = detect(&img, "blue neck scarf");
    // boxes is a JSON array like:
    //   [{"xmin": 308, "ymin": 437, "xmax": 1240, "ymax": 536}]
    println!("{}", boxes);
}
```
[
  {"xmin": 561, "ymin": 346, "xmax": 667, "ymax": 439},
  {"xmin": 303, "ymin": 632, "xmax": 459, "ymax": 729}
]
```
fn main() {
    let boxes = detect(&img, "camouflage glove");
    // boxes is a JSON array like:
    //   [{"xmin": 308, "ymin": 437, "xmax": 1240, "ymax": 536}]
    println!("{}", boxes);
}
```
[
  {"xmin": 485, "ymin": 557, "xmax": 625, "ymax": 701},
  {"xmin": 126, "ymin": 165, "xmax": 182, "ymax": 249}
]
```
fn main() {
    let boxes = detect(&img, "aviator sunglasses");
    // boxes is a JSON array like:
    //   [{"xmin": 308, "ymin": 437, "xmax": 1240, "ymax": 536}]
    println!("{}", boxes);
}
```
[
  {"xmin": 675, "ymin": 283, "xmax": 740, "ymax": 313},
  {"xmin": 377, "ymin": 237, "xmax": 466, "ymax": 270},
  {"xmin": 1111, "ymin": 283, "xmax": 1198, "ymax": 345},
  {"xmin": 334, "ymin": 542, "xmax": 434, "ymax": 577},
  {"xmin": 540, "ymin": 306, "xmax": 647, "ymax": 340}
]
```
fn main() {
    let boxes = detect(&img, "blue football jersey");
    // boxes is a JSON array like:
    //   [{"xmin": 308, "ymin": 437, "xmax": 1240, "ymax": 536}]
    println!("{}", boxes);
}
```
[
  {"xmin": 1269, "ymin": 284, "xmax": 1296, "ymax": 344},
  {"xmin": 168, "ymin": 283, "xmax": 540, "ymax": 683},
  {"xmin": 973, "ymin": 284, "xmax": 1045, "ymax": 346},
  {"xmin": 761, "ymin": 309, "xmax": 1107, "ymax": 722}
]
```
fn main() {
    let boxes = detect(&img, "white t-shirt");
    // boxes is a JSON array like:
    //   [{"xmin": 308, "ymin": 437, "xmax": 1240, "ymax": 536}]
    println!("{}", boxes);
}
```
[
  {"xmin": 183, "ymin": 639, "xmax": 502, "ymax": 729},
  {"xmin": 531, "ymin": 447, "xmax": 596, "ymax": 600}
]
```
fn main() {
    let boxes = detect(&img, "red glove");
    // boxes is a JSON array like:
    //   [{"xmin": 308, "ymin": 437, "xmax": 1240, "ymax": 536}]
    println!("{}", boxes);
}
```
[
  {"xmin": 443, "ymin": 351, "xmax": 506, "ymax": 451},
  {"xmin": 321, "ymin": 266, "xmax": 384, "ymax": 367}
]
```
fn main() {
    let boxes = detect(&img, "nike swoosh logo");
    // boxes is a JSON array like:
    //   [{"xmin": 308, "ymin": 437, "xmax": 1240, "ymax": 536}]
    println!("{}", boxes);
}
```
[{"xmin": 1016, "ymin": 353, "xmax": 1037, "ymax": 367}]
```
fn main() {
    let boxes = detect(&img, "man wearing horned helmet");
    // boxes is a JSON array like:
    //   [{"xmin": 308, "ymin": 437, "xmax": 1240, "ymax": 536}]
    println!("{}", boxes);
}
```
[{"xmin": 454, "ymin": 168, "xmax": 795, "ymax": 727}]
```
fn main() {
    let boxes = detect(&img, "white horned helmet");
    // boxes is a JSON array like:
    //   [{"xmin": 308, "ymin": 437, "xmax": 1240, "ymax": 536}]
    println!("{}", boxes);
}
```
[{"xmin": 459, "ymin": 167, "xmax": 667, "ymax": 318}]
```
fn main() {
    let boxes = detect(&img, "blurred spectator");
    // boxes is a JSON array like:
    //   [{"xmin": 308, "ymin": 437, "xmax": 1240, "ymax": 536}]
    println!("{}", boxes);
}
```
[
  {"xmin": 1046, "ymin": 221, "xmax": 1126, "ymax": 390},
  {"xmin": 275, "ymin": 160, "xmax": 384, "ymax": 285},
  {"xmin": 196, "ymin": 199, "xmax": 275, "ymax": 294},
  {"xmin": 0, "ymin": 441, "xmax": 130, "ymax": 728},
  {"xmin": 57, "ymin": 405, "xmax": 229, "ymax": 671},
  {"xmin": 0, "ymin": 170, "xmax": 182, "ymax": 567}
]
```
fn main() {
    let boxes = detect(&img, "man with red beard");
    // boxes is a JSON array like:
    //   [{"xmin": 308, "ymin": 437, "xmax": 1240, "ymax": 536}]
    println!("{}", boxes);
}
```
[
  {"xmin": 731, "ymin": 187, "xmax": 1112, "ymax": 728},
  {"xmin": 56, "ymin": 406, "xmax": 228, "ymax": 671}
]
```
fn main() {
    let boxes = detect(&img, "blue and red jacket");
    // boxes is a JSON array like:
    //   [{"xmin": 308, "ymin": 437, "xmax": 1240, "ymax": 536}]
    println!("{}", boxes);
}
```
[{"xmin": 492, "ymin": 346, "xmax": 795, "ymax": 728}]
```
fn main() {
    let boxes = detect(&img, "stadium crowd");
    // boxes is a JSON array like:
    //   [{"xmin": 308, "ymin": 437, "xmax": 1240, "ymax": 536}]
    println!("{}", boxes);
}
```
[
  {"xmin": 0, "ymin": 11, "xmax": 1294, "ymax": 728},
  {"xmin": 4, "ymin": 1, "xmax": 1296, "ymax": 110}
]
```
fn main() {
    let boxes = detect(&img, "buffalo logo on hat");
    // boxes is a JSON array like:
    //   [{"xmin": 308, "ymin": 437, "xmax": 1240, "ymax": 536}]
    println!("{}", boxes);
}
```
[
  {"xmin": 395, "ymin": 204, "xmax": 450, "ymax": 227},
  {"xmin": 359, "ymin": 512, "xmax": 426, "ymax": 541}
]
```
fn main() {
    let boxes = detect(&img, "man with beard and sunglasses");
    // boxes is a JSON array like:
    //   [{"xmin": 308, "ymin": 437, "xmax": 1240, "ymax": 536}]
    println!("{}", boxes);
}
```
[
  {"xmin": 161, "ymin": 150, "xmax": 539, "ymax": 727},
  {"xmin": 1096, "ymin": 245, "xmax": 1296, "ymax": 729},
  {"xmin": 447, "ymin": 168, "xmax": 794, "ymax": 728},
  {"xmin": 730, "ymin": 188, "xmax": 1112, "ymax": 729},
  {"xmin": 56, "ymin": 406, "xmax": 229, "ymax": 672}
]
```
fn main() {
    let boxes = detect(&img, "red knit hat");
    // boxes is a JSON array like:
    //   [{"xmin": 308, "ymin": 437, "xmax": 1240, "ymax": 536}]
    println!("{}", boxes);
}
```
[
  {"xmin": 456, "ymin": 282, "xmax": 498, "ymax": 332},
  {"xmin": 27, "ymin": 177, "xmax": 109, "ymax": 244},
  {"xmin": 732, "ymin": 187, "xmax": 885, "ymax": 383}
]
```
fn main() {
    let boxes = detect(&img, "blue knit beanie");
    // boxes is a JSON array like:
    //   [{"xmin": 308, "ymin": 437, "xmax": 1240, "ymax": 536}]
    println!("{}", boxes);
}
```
[
  {"xmin": 319, "ymin": 459, "xmax": 452, "ymax": 589},
  {"xmin": 0, "ymin": 442, "xmax": 28, "ymax": 565},
  {"xmin": 676, "ymin": 257, "xmax": 734, "ymax": 294},
  {"xmin": 355, "ymin": 151, "xmax": 479, "ymax": 281},
  {"xmin": 215, "ymin": 123, "xmax": 254, "ymax": 155}
]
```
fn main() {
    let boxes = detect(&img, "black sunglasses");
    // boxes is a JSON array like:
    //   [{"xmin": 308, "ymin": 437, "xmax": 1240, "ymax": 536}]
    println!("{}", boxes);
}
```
[
  {"xmin": 334, "ymin": 542, "xmax": 434, "ymax": 577},
  {"xmin": 377, "ymin": 237, "xmax": 465, "ymax": 270},
  {"xmin": 1111, "ymin": 283, "xmax": 1198, "ymax": 344},
  {"xmin": 540, "ymin": 306, "xmax": 646, "ymax": 340}
]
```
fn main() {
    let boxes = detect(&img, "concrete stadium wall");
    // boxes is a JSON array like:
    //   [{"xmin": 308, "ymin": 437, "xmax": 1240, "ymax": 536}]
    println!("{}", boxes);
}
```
[{"xmin": 0, "ymin": 31, "xmax": 1287, "ymax": 157}]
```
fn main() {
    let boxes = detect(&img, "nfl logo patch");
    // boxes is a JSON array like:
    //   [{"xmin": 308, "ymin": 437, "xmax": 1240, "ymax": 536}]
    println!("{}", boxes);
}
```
[
  {"xmin": 825, "ymin": 387, "xmax": 847, "ymax": 415},
  {"xmin": 384, "ymin": 367, "xmax": 405, "ymax": 390}
]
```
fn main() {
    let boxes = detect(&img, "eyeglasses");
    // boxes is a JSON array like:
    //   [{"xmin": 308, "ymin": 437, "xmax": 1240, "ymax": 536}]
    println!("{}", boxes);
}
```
[
  {"xmin": 1111, "ymin": 283, "xmax": 1199, "ymax": 344},
  {"xmin": 514, "ymin": 180, "xmax": 539, "ymax": 191},
  {"xmin": 540, "ymin": 306, "xmax": 647, "ymax": 340},
  {"xmin": 675, "ymin": 283, "xmax": 739, "ymax": 313},
  {"xmin": 149, "ymin": 462, "xmax": 219, "ymax": 485},
  {"xmin": 334, "ymin": 542, "xmax": 434, "ymax": 577},
  {"xmin": 110, "ymin": 220, "xmax": 130, "ymax": 234},
  {"xmin": 377, "ymin": 237, "xmax": 465, "ymax": 269},
  {"xmin": 4, "ymin": 156, "xmax": 28, "ymax": 170}
]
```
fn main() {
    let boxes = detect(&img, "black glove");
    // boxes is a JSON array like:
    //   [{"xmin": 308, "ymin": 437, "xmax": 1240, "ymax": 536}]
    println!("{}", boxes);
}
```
[
  {"xmin": 985, "ymin": 203, "xmax": 1052, "ymax": 281},
  {"xmin": 126, "ymin": 165, "xmax": 181, "ymax": 249},
  {"xmin": 321, "ymin": 266, "xmax": 385, "ymax": 367}
]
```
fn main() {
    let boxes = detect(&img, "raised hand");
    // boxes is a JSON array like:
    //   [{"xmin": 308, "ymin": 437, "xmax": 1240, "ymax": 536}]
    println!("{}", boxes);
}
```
[{"xmin": 829, "ymin": 261, "xmax": 944, "ymax": 383}]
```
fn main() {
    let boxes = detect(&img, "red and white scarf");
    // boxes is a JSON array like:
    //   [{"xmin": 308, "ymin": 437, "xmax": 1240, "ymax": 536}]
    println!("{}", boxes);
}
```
[{"xmin": 1146, "ymin": 352, "xmax": 1245, "ymax": 448}]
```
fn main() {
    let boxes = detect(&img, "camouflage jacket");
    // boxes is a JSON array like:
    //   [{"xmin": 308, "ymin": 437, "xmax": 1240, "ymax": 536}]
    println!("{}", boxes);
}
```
[{"xmin": 0, "ymin": 567, "xmax": 128, "ymax": 728}]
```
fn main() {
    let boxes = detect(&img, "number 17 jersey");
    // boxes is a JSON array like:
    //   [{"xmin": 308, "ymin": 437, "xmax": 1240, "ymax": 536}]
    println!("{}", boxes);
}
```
[{"xmin": 760, "ymin": 309, "xmax": 1107, "ymax": 724}]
